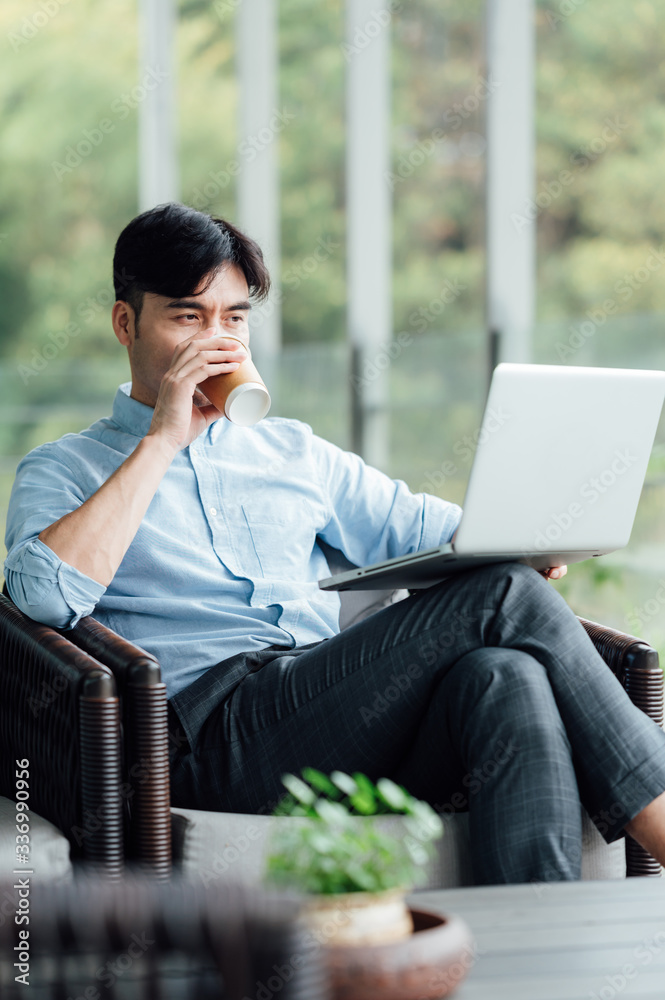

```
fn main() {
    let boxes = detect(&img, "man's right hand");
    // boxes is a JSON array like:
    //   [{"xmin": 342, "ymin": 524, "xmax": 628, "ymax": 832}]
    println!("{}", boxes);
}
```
[{"xmin": 147, "ymin": 328, "xmax": 248, "ymax": 454}]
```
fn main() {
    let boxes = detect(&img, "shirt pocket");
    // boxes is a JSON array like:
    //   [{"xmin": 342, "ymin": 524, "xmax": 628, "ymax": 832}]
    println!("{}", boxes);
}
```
[{"xmin": 241, "ymin": 502, "xmax": 316, "ymax": 579}]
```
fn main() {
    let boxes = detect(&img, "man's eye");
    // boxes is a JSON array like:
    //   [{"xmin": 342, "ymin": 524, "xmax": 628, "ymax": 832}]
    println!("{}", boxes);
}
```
[{"xmin": 177, "ymin": 314, "xmax": 198, "ymax": 321}]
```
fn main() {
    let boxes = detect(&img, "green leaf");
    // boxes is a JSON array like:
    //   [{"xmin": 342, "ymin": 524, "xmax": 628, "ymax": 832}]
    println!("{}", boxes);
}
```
[
  {"xmin": 350, "ymin": 772, "xmax": 378, "ymax": 814},
  {"xmin": 315, "ymin": 798, "xmax": 351, "ymax": 825},
  {"xmin": 406, "ymin": 801, "xmax": 444, "ymax": 838},
  {"xmin": 352, "ymin": 772, "xmax": 377, "ymax": 800},
  {"xmin": 302, "ymin": 767, "xmax": 341, "ymax": 798},
  {"xmin": 330, "ymin": 770, "xmax": 358, "ymax": 797},
  {"xmin": 344, "ymin": 863, "xmax": 381, "ymax": 892},
  {"xmin": 281, "ymin": 773, "xmax": 316, "ymax": 806},
  {"xmin": 349, "ymin": 791, "xmax": 376, "ymax": 815},
  {"xmin": 376, "ymin": 778, "xmax": 409, "ymax": 812}
]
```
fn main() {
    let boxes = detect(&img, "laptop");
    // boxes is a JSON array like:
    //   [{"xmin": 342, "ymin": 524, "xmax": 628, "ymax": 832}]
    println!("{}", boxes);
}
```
[{"xmin": 319, "ymin": 363, "xmax": 665, "ymax": 592}]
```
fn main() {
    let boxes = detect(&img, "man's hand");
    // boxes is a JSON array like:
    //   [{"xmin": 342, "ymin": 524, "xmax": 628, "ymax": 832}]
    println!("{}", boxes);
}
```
[
  {"xmin": 540, "ymin": 565, "xmax": 568, "ymax": 581},
  {"xmin": 147, "ymin": 328, "xmax": 248, "ymax": 454}
]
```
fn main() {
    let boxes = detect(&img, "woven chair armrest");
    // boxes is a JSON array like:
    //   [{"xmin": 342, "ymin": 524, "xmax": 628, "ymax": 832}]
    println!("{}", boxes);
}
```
[
  {"xmin": 69, "ymin": 615, "xmax": 160, "ymax": 685},
  {"xmin": 579, "ymin": 615, "xmax": 663, "ymax": 878},
  {"xmin": 68, "ymin": 615, "xmax": 172, "ymax": 878},
  {"xmin": 0, "ymin": 596, "xmax": 122, "ymax": 872},
  {"xmin": 578, "ymin": 616, "xmax": 663, "ymax": 723}
]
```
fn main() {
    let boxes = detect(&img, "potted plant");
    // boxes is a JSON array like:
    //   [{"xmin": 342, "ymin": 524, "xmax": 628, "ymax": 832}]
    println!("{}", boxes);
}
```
[{"xmin": 265, "ymin": 768, "xmax": 444, "ymax": 947}]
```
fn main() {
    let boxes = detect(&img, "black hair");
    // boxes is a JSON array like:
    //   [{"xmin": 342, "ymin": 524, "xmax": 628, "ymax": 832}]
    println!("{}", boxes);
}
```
[{"xmin": 112, "ymin": 202, "xmax": 271, "ymax": 324}]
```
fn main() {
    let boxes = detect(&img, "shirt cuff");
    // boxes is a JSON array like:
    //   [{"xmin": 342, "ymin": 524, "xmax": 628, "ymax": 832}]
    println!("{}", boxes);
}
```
[
  {"xmin": 420, "ymin": 496, "xmax": 463, "ymax": 551},
  {"xmin": 4, "ymin": 537, "xmax": 106, "ymax": 629}
]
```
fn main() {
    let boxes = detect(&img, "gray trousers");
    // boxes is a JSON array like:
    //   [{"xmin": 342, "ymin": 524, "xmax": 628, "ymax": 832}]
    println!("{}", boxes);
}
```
[{"xmin": 169, "ymin": 563, "xmax": 665, "ymax": 884}]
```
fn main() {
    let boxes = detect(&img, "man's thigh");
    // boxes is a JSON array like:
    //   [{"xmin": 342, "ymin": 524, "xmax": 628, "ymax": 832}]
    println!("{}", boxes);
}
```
[{"xmin": 173, "ymin": 562, "xmax": 565, "ymax": 812}]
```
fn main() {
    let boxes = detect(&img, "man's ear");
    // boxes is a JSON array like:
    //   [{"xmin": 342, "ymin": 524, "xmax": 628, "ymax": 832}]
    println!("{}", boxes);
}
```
[{"xmin": 112, "ymin": 300, "xmax": 137, "ymax": 347}]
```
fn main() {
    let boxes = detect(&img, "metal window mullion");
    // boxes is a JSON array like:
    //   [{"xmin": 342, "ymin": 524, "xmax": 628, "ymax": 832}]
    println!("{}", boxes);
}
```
[
  {"xmin": 236, "ymin": 0, "xmax": 281, "ymax": 405},
  {"xmin": 346, "ymin": 0, "xmax": 392, "ymax": 467},
  {"xmin": 485, "ymin": 0, "xmax": 535, "ymax": 371},
  {"xmin": 138, "ymin": 0, "xmax": 179, "ymax": 212}
]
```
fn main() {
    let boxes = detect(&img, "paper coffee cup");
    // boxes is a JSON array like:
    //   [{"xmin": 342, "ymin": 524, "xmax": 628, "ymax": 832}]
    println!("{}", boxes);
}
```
[
  {"xmin": 200, "ymin": 336, "xmax": 271, "ymax": 427},
  {"xmin": 224, "ymin": 380, "xmax": 271, "ymax": 426}
]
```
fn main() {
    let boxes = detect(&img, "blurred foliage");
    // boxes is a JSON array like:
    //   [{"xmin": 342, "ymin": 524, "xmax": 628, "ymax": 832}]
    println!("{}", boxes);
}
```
[
  {"xmin": 267, "ymin": 768, "xmax": 443, "ymax": 894},
  {"xmin": 3, "ymin": 0, "xmax": 665, "ymax": 357},
  {"xmin": 534, "ymin": 0, "xmax": 665, "ymax": 342},
  {"xmin": 0, "ymin": 0, "xmax": 138, "ymax": 363}
]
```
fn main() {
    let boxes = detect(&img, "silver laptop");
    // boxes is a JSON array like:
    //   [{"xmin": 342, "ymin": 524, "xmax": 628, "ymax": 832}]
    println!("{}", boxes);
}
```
[{"xmin": 319, "ymin": 363, "xmax": 665, "ymax": 592}]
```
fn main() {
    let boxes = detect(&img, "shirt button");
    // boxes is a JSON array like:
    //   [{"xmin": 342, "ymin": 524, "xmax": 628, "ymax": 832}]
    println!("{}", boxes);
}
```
[{"xmin": 210, "ymin": 507, "xmax": 218, "ymax": 516}]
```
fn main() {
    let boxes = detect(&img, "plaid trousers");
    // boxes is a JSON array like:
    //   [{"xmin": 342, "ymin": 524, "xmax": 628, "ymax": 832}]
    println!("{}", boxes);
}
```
[{"xmin": 169, "ymin": 562, "xmax": 665, "ymax": 884}]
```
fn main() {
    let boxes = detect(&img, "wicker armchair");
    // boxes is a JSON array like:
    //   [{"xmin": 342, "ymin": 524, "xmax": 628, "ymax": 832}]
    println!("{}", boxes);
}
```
[
  {"xmin": 0, "ymin": 591, "xmax": 663, "ymax": 878},
  {"xmin": 0, "ymin": 872, "xmax": 328, "ymax": 1000}
]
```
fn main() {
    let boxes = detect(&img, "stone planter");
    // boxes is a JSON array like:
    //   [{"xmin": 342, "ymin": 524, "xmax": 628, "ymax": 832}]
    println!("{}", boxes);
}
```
[
  {"xmin": 325, "ymin": 907, "xmax": 475, "ymax": 1000},
  {"xmin": 303, "ymin": 887, "xmax": 414, "ymax": 947}
]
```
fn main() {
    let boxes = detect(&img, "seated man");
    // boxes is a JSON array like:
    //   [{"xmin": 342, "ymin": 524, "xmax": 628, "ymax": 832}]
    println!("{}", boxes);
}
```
[{"xmin": 5, "ymin": 203, "xmax": 665, "ymax": 885}]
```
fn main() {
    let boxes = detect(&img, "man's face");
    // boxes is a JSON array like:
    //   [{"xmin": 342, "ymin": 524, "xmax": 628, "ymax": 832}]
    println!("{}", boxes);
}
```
[{"xmin": 113, "ymin": 263, "xmax": 251, "ymax": 408}]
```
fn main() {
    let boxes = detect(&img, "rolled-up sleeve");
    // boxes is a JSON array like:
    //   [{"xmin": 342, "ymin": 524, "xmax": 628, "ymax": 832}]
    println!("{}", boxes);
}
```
[
  {"xmin": 311, "ymin": 434, "xmax": 462, "ymax": 566},
  {"xmin": 5, "ymin": 538, "xmax": 106, "ymax": 628},
  {"xmin": 4, "ymin": 446, "xmax": 107, "ymax": 628}
]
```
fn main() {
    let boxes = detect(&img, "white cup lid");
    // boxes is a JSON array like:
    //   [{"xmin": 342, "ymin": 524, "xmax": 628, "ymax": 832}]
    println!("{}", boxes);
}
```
[{"xmin": 225, "ymin": 382, "xmax": 271, "ymax": 426}]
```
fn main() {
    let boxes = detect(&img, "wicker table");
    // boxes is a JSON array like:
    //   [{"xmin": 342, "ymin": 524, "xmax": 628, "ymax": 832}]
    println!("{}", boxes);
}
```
[{"xmin": 412, "ymin": 876, "xmax": 665, "ymax": 999}]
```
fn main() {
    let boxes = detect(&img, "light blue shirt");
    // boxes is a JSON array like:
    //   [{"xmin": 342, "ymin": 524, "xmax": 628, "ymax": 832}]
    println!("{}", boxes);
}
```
[{"xmin": 4, "ymin": 384, "xmax": 462, "ymax": 698}]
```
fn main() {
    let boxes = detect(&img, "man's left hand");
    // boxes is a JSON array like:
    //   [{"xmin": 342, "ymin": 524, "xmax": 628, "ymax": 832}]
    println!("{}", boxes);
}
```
[{"xmin": 540, "ymin": 566, "xmax": 568, "ymax": 581}]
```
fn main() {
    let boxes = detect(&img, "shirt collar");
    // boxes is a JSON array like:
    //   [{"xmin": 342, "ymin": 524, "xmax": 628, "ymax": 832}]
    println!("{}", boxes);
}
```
[
  {"xmin": 111, "ymin": 383, "xmax": 156, "ymax": 438},
  {"xmin": 111, "ymin": 382, "xmax": 226, "ymax": 444}
]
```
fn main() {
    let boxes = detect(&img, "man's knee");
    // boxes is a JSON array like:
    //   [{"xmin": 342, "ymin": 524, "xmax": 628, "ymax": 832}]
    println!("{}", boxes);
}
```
[
  {"xmin": 459, "ymin": 646, "xmax": 539, "ymax": 682},
  {"xmin": 483, "ymin": 560, "xmax": 548, "ymax": 590},
  {"xmin": 478, "ymin": 559, "xmax": 571, "ymax": 625},
  {"xmin": 446, "ymin": 648, "xmax": 568, "ymax": 760},
  {"xmin": 450, "ymin": 647, "xmax": 553, "ymax": 713},
  {"xmin": 446, "ymin": 561, "xmax": 554, "ymax": 617}
]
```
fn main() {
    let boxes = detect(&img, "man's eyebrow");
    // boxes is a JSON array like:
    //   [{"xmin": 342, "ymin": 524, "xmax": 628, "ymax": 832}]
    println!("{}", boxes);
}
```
[{"xmin": 165, "ymin": 299, "xmax": 252, "ymax": 311}]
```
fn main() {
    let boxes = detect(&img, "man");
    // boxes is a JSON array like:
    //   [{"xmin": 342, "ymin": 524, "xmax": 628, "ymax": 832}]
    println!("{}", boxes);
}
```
[{"xmin": 5, "ymin": 203, "xmax": 665, "ymax": 884}]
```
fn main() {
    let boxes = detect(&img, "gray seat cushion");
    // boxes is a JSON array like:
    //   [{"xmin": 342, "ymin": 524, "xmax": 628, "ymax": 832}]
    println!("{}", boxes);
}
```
[
  {"xmin": 0, "ymin": 796, "xmax": 72, "ymax": 882},
  {"xmin": 171, "ymin": 806, "xmax": 625, "ymax": 889}
]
